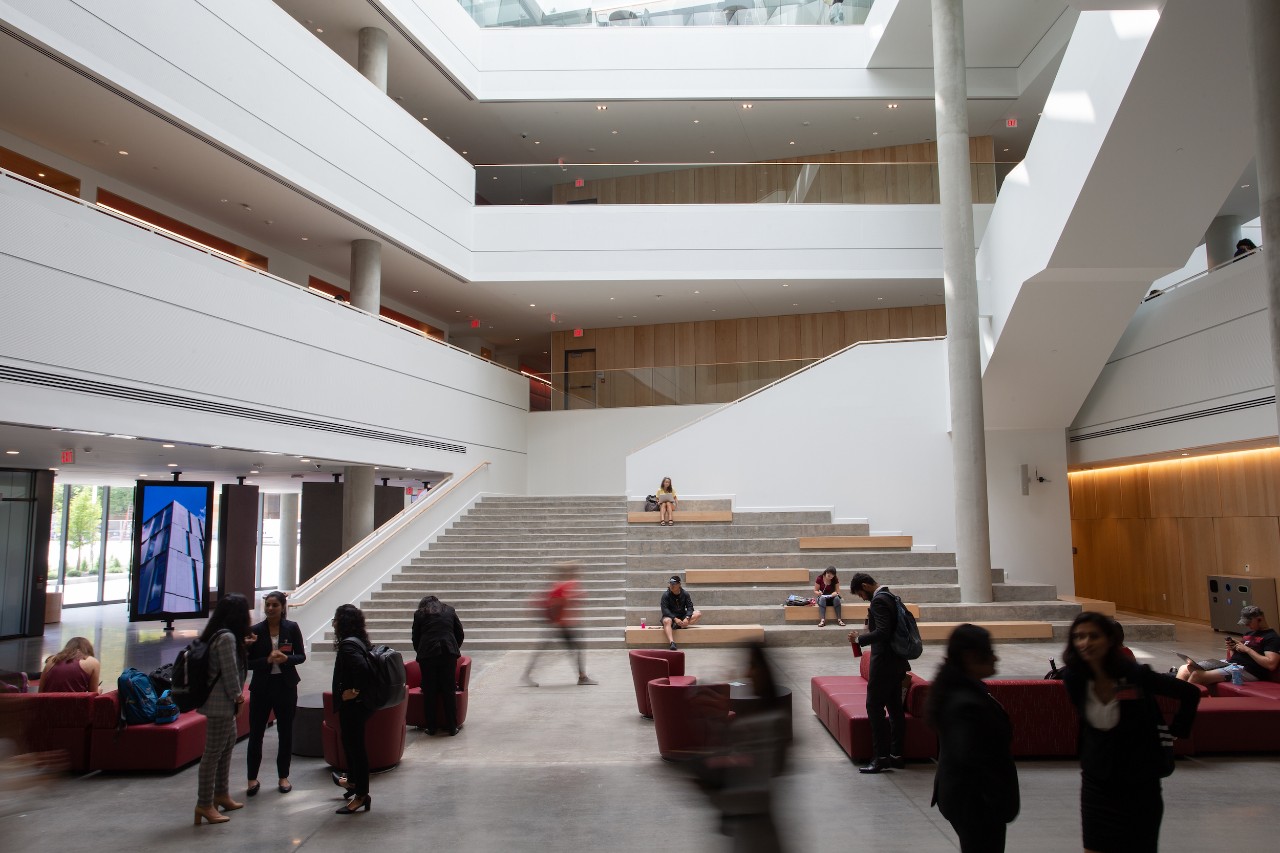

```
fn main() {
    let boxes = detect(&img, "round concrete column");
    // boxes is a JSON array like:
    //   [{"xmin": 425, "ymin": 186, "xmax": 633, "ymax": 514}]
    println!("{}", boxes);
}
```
[
  {"xmin": 1205, "ymin": 215, "xmax": 1243, "ymax": 269},
  {"xmin": 932, "ymin": 0, "xmax": 992, "ymax": 603},
  {"xmin": 357, "ymin": 27, "xmax": 388, "ymax": 94},
  {"xmin": 350, "ymin": 239, "xmax": 381, "ymax": 314},
  {"xmin": 1247, "ymin": 1, "xmax": 1280, "ymax": 443},
  {"xmin": 278, "ymin": 492, "xmax": 299, "ymax": 590},
  {"xmin": 342, "ymin": 466, "xmax": 375, "ymax": 552}
]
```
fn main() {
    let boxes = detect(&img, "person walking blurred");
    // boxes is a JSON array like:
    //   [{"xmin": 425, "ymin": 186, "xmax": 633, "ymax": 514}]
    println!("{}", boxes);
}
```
[{"xmin": 523, "ymin": 563, "xmax": 597, "ymax": 686}]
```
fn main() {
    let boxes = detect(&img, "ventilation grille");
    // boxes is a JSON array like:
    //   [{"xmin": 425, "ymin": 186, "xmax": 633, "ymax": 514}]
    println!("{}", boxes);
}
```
[
  {"xmin": 0, "ymin": 365, "xmax": 466, "ymax": 454},
  {"xmin": 1069, "ymin": 396, "xmax": 1276, "ymax": 443}
]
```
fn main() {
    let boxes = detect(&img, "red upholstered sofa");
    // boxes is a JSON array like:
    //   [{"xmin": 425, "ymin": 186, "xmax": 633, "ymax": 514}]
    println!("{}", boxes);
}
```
[
  {"xmin": 0, "ymin": 692, "xmax": 96, "ymax": 773},
  {"xmin": 87, "ymin": 685, "xmax": 252, "ymax": 772},
  {"xmin": 321, "ymin": 693, "xmax": 408, "ymax": 772},
  {"xmin": 628, "ymin": 650, "xmax": 686, "ymax": 718},
  {"xmin": 647, "ymin": 677, "xmax": 729, "ymax": 761},
  {"xmin": 404, "ymin": 657, "xmax": 472, "ymax": 730}
]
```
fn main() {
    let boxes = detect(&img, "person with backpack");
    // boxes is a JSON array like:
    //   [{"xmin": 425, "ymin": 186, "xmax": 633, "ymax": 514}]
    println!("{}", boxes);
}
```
[
  {"xmin": 245, "ymin": 590, "xmax": 306, "ymax": 796},
  {"xmin": 848, "ymin": 572, "xmax": 911, "ymax": 774},
  {"xmin": 193, "ymin": 593, "xmax": 250, "ymax": 826},
  {"xmin": 411, "ymin": 595, "xmax": 465, "ymax": 736},
  {"xmin": 330, "ymin": 604, "xmax": 375, "ymax": 815}
]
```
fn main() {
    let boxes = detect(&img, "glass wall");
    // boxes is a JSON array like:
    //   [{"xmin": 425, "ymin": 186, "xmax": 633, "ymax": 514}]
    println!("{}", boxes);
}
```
[
  {"xmin": 258, "ymin": 492, "xmax": 282, "ymax": 591},
  {"xmin": 47, "ymin": 483, "xmax": 133, "ymax": 606},
  {"xmin": 457, "ymin": 0, "xmax": 875, "ymax": 28}
]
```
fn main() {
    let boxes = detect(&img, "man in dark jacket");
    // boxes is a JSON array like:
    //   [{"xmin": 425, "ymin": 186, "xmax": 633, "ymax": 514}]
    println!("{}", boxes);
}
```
[
  {"xmin": 660, "ymin": 575, "xmax": 702, "ymax": 651},
  {"xmin": 848, "ymin": 572, "xmax": 910, "ymax": 773},
  {"xmin": 411, "ymin": 596, "xmax": 464, "ymax": 735}
]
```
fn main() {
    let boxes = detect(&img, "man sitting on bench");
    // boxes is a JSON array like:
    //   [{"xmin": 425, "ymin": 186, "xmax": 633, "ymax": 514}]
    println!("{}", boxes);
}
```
[{"xmin": 661, "ymin": 575, "xmax": 702, "ymax": 651}]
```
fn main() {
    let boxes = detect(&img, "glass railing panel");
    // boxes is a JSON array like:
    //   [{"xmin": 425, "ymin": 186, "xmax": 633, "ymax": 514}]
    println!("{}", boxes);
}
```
[
  {"xmin": 457, "ymin": 0, "xmax": 875, "ymax": 28},
  {"xmin": 478, "ymin": 161, "xmax": 1017, "ymax": 205}
]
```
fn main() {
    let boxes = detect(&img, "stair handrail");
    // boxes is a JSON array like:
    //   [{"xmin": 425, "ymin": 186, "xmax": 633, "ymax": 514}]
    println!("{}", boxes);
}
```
[
  {"xmin": 1143, "ymin": 247, "xmax": 1262, "ymax": 302},
  {"xmin": 288, "ymin": 461, "xmax": 492, "ymax": 645}
]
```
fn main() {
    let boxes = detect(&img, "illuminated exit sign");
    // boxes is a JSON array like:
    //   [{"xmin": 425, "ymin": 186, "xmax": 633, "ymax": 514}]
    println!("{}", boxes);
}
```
[
  {"xmin": 1006, "ymin": 118, "xmax": 1018, "ymax": 128},
  {"xmin": 61, "ymin": 449, "xmax": 75, "ymax": 464}
]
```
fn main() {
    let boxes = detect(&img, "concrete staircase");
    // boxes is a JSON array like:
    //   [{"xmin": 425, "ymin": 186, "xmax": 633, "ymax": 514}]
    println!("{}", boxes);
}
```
[{"xmin": 354, "ymin": 496, "xmax": 629, "ymax": 653}]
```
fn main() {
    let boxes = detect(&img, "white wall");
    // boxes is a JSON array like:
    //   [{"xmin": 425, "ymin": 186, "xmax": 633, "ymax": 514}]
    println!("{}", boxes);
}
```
[
  {"xmin": 527, "ymin": 405, "xmax": 718, "ymax": 495},
  {"xmin": 1069, "ymin": 253, "xmax": 1275, "ymax": 465},
  {"xmin": 626, "ymin": 339, "xmax": 956, "ymax": 547},
  {"xmin": 985, "ymin": 428, "xmax": 1074, "ymax": 593}
]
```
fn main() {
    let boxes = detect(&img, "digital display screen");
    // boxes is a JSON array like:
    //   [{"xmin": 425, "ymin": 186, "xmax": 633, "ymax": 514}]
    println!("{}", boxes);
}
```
[{"xmin": 129, "ymin": 481, "xmax": 213, "ymax": 622}]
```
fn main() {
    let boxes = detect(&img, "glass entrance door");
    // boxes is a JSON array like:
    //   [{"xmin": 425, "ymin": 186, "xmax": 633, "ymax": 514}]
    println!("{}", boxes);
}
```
[{"xmin": 50, "ymin": 483, "xmax": 133, "ymax": 606}]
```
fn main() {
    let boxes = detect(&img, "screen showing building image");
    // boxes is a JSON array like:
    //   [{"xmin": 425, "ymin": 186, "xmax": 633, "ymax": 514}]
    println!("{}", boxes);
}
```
[{"xmin": 130, "ymin": 481, "xmax": 213, "ymax": 620}]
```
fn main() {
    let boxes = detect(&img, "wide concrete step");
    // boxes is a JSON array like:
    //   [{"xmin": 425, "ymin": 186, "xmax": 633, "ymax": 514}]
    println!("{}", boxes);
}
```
[
  {"xmin": 362, "ymin": 600, "xmax": 625, "ymax": 617},
  {"xmin": 462, "ymin": 512, "xmax": 626, "ymax": 522},
  {"xmin": 626, "ymin": 552, "xmax": 957, "ymax": 570},
  {"xmin": 450, "ymin": 520, "xmax": 627, "ymax": 529},
  {"xmin": 620, "ymin": 580, "xmax": 1052, "ymax": 608},
  {"xmin": 626, "ymin": 499, "xmax": 732, "ymax": 511},
  {"xmin": 426, "ymin": 547, "xmax": 627, "ymax": 557},
  {"xmin": 361, "ymin": 613, "xmax": 624, "ymax": 630},
  {"xmin": 626, "ymin": 523, "xmax": 870, "ymax": 540},
  {"xmin": 441, "ymin": 531, "xmax": 628, "ymax": 541},
  {"xmin": 917, "ymin": 601, "xmax": 1082, "ymax": 621},
  {"xmin": 410, "ymin": 556, "xmax": 628, "ymax": 566},
  {"xmin": 380, "ymin": 580, "xmax": 624, "ymax": 594}
]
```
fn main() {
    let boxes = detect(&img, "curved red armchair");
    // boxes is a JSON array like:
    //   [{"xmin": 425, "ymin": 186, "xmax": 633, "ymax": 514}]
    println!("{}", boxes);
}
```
[
  {"xmin": 321, "ymin": 693, "xmax": 408, "ymax": 772},
  {"xmin": 628, "ymin": 650, "xmax": 686, "ymax": 718},
  {"xmin": 648, "ymin": 677, "xmax": 731, "ymax": 761},
  {"xmin": 404, "ymin": 657, "xmax": 472, "ymax": 729}
]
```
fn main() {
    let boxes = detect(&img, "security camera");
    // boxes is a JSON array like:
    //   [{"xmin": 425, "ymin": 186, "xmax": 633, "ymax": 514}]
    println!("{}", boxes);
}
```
[
  {"xmin": 314, "ymin": 463, "xmax": 322, "ymax": 470},
  {"xmin": 520, "ymin": 133, "xmax": 528, "ymax": 139}
]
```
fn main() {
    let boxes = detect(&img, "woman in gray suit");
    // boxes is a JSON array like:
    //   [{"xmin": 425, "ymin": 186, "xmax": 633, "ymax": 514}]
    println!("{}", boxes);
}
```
[{"xmin": 193, "ymin": 593, "xmax": 250, "ymax": 826}]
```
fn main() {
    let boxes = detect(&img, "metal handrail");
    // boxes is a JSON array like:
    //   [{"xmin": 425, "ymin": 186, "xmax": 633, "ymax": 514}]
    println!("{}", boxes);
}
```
[
  {"xmin": 1143, "ymin": 247, "xmax": 1262, "ymax": 302},
  {"xmin": 287, "ymin": 460, "xmax": 488, "ymax": 608},
  {"xmin": 0, "ymin": 167, "xmax": 529, "ymax": 382}
]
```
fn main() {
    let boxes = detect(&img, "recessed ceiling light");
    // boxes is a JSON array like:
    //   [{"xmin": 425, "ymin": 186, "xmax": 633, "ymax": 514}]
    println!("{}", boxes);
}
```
[
  {"xmin": 1003, "ymin": 148, "xmax": 1009, "ymax": 152},
  {"xmin": 117, "ymin": 150, "xmax": 129, "ymax": 155},
  {"xmin": 315, "ymin": 27, "xmax": 323, "ymax": 33},
  {"xmin": 742, "ymin": 104, "xmax": 752, "ymax": 109},
  {"xmin": 877, "ymin": 297, "xmax": 884, "ymax": 301},
  {"xmin": 462, "ymin": 151, "xmax": 468, "ymax": 155},
  {"xmin": 250, "ymin": 470, "xmax": 260, "ymax": 474},
  {"xmin": 421, "ymin": 117, "xmax": 429, "ymax": 122},
  {"xmin": 110, "ymin": 434, "xmax": 136, "ymax": 439},
  {"xmin": 167, "ymin": 463, "xmax": 177, "ymax": 467},
  {"xmin": 610, "ymin": 297, "xmax": 615, "ymax": 300},
  {"xmin": 220, "ymin": 198, "xmax": 228, "ymax": 203},
  {"xmin": 455, "ymin": 310, "xmax": 461, "ymax": 313},
  {"xmin": 597, "ymin": 105, "xmax": 608, "ymax": 111},
  {"xmin": 693, "ymin": 290, "xmax": 700, "ymax": 294},
  {"xmin": 533, "ymin": 141, "xmax": 541, "ymax": 145},
  {"xmin": 633, "ymin": 160, "xmax": 639, "ymax": 163},
  {"xmin": 4, "ymin": 450, "xmax": 18, "ymax": 455},
  {"xmin": 1242, "ymin": 184, "xmax": 1251, "ymax": 188},
  {"xmin": 492, "ymin": 176, "xmax": 498, "ymax": 180},
  {"xmin": 515, "ymin": 338, "xmax": 521, "ymax": 341},
  {"xmin": 412, "ymin": 289, "xmax": 418, "ymax": 293},
  {"xmin": 162, "ymin": 444, "xmax": 175, "ymax": 448},
  {"xmin": 300, "ymin": 236, "xmax": 309, "ymax": 241},
  {"xmin": 37, "ymin": 172, "xmax": 46, "ymax": 177},
  {"xmin": 611, "ymin": 130, "xmax": 618, "ymax": 134},
  {"xmin": 48, "ymin": 467, "xmax": 58, "ymax": 471},
  {"xmin": 139, "ymin": 473, "xmax": 148, "ymax": 478},
  {"xmin": 872, "ymin": 132, "xmax": 879, "ymax": 136},
  {"xmin": 709, "ymin": 150, "xmax": 715, "ymax": 154},
  {"xmin": 300, "ymin": 458, "xmax": 310, "ymax": 462},
  {"xmin": 530, "ymin": 303, "xmax": 536, "ymax": 307},
  {"xmin": 887, "ymin": 103, "xmax": 899, "ymax": 109},
  {"xmin": 693, "ymin": 120, "xmax": 700, "ymax": 124},
  {"xmin": 782, "ymin": 284, "xmax": 789, "ymax": 287},
  {"xmin": 789, "ymin": 141, "xmax": 796, "ymax": 145},
  {"xmin": 211, "ymin": 445, "xmax": 222, "ymax": 449}
]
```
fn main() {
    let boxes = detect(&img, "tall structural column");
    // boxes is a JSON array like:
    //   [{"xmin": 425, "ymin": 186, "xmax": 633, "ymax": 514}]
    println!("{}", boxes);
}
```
[
  {"xmin": 278, "ymin": 492, "xmax": 299, "ymax": 590},
  {"xmin": 1205, "ymin": 215, "xmax": 1243, "ymax": 269},
  {"xmin": 1248, "ymin": 0, "xmax": 1280, "ymax": 442},
  {"xmin": 342, "ymin": 466, "xmax": 375, "ymax": 553},
  {"xmin": 357, "ymin": 27, "xmax": 388, "ymax": 93},
  {"xmin": 350, "ymin": 239, "xmax": 381, "ymax": 313},
  {"xmin": 931, "ymin": 0, "xmax": 992, "ymax": 603}
]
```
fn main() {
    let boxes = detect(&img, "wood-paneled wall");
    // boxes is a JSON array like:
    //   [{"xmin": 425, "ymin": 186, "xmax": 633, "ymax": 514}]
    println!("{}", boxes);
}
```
[
  {"xmin": 1069, "ymin": 448, "xmax": 1280, "ymax": 623},
  {"xmin": 550, "ymin": 303, "xmax": 945, "ymax": 409},
  {"xmin": 552, "ymin": 138, "xmax": 997, "ymax": 206}
]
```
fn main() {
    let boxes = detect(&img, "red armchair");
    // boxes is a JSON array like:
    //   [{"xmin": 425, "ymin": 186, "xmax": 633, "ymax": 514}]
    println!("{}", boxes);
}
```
[
  {"xmin": 403, "ymin": 657, "xmax": 472, "ymax": 730},
  {"xmin": 628, "ymin": 650, "xmax": 687, "ymax": 718},
  {"xmin": 648, "ymin": 678, "xmax": 730, "ymax": 761},
  {"xmin": 321, "ymin": 693, "xmax": 408, "ymax": 772}
]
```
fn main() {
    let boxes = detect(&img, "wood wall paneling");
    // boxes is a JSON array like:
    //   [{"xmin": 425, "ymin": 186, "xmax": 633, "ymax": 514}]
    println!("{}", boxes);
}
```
[
  {"xmin": 888, "ymin": 307, "xmax": 913, "ymax": 339},
  {"xmin": 1215, "ymin": 516, "xmax": 1280, "ymax": 579},
  {"xmin": 1094, "ymin": 469, "xmax": 1124, "ymax": 520},
  {"xmin": 1146, "ymin": 462, "xmax": 1183, "ymax": 518},
  {"xmin": 865, "ymin": 309, "xmax": 890, "ymax": 341},
  {"xmin": 1178, "ymin": 517, "xmax": 1218, "ymax": 622},
  {"xmin": 1180, "ymin": 456, "xmax": 1222, "ymax": 518},
  {"xmin": 910, "ymin": 305, "xmax": 936, "ymax": 338}
]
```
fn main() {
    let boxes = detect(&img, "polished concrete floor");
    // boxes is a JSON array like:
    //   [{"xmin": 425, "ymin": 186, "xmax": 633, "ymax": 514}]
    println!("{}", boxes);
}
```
[{"xmin": 1, "ymin": 607, "xmax": 1277, "ymax": 852}]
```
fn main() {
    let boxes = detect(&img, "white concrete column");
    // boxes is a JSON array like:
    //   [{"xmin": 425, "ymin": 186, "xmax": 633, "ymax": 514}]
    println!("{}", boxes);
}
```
[
  {"xmin": 1248, "ymin": 1, "xmax": 1280, "ymax": 444},
  {"xmin": 278, "ymin": 492, "xmax": 299, "ymax": 590},
  {"xmin": 1205, "ymin": 215, "xmax": 1244, "ymax": 269},
  {"xmin": 932, "ymin": 0, "xmax": 992, "ymax": 603},
  {"xmin": 342, "ymin": 466, "xmax": 375, "ymax": 552},
  {"xmin": 357, "ymin": 27, "xmax": 388, "ymax": 94},
  {"xmin": 349, "ymin": 239, "xmax": 381, "ymax": 314}
]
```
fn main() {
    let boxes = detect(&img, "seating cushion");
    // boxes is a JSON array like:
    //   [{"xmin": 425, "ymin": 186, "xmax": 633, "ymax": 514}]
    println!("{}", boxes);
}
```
[
  {"xmin": 1191, "ymin": 697, "xmax": 1280, "ymax": 753},
  {"xmin": 984, "ymin": 680, "xmax": 1078, "ymax": 757},
  {"xmin": 1212, "ymin": 681, "xmax": 1280, "ymax": 701},
  {"xmin": 88, "ymin": 691, "xmax": 208, "ymax": 771}
]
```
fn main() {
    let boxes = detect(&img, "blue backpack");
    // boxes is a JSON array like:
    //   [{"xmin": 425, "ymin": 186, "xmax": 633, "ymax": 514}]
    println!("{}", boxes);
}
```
[
  {"xmin": 153, "ymin": 689, "xmax": 180, "ymax": 725},
  {"xmin": 117, "ymin": 667, "xmax": 159, "ymax": 726}
]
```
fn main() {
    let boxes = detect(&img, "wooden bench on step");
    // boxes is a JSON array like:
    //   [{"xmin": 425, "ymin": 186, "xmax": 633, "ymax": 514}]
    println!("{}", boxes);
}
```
[
  {"xmin": 625, "ymin": 624, "xmax": 765, "ymax": 647},
  {"xmin": 685, "ymin": 568, "xmax": 809, "ymax": 585},
  {"xmin": 1058, "ymin": 595, "xmax": 1117, "ymax": 616},
  {"xmin": 783, "ymin": 601, "xmax": 921, "ymax": 622},
  {"xmin": 798, "ymin": 535, "xmax": 913, "ymax": 550},
  {"xmin": 627, "ymin": 511, "xmax": 733, "ymax": 524},
  {"xmin": 917, "ymin": 621, "xmax": 1053, "ymax": 641}
]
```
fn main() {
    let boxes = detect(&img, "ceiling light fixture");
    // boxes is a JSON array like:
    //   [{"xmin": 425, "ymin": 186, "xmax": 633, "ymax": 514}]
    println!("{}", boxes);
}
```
[
  {"xmin": 37, "ymin": 172, "xmax": 46, "ymax": 177},
  {"xmin": 611, "ymin": 130, "xmax": 619, "ymax": 135},
  {"xmin": 315, "ymin": 27, "xmax": 323, "ymax": 33},
  {"xmin": 299, "ymin": 458, "xmax": 310, "ymax": 462},
  {"xmin": 412, "ymin": 289, "xmax": 418, "ymax": 293},
  {"xmin": 139, "ymin": 473, "xmax": 148, "ymax": 478},
  {"xmin": 250, "ymin": 470, "xmax": 260, "ymax": 474},
  {"xmin": 117, "ymin": 150, "xmax": 129, "ymax": 155},
  {"xmin": 597, "ymin": 105, "xmax": 608, "ymax": 111},
  {"xmin": 887, "ymin": 103, "xmax": 899, "ymax": 109},
  {"xmin": 167, "ymin": 463, "xmax": 177, "ymax": 467},
  {"xmin": 1242, "ymin": 184, "xmax": 1251, "ymax": 188},
  {"xmin": 742, "ymin": 104, "xmax": 752, "ymax": 109},
  {"xmin": 788, "ymin": 141, "xmax": 796, "ymax": 145},
  {"xmin": 530, "ymin": 303, "xmax": 536, "ymax": 307},
  {"xmin": 4, "ymin": 450, "xmax": 18, "ymax": 455},
  {"xmin": 300, "ymin": 236, "xmax": 308, "ymax": 241},
  {"xmin": 534, "ymin": 141, "xmax": 541, "ymax": 145},
  {"xmin": 162, "ymin": 444, "xmax": 175, "ymax": 448},
  {"xmin": 693, "ymin": 120, "xmax": 700, "ymax": 124},
  {"xmin": 872, "ymin": 132, "xmax": 879, "ymax": 136}
]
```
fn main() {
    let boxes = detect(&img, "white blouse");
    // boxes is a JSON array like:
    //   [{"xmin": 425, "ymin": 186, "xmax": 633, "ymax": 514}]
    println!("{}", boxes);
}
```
[{"xmin": 1084, "ymin": 681, "xmax": 1121, "ymax": 730}]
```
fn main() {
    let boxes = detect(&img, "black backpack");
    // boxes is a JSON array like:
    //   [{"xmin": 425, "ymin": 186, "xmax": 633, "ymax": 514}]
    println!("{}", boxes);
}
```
[
  {"xmin": 170, "ymin": 630, "xmax": 227, "ymax": 713},
  {"xmin": 877, "ymin": 590, "xmax": 924, "ymax": 660},
  {"xmin": 344, "ymin": 638, "xmax": 407, "ymax": 710}
]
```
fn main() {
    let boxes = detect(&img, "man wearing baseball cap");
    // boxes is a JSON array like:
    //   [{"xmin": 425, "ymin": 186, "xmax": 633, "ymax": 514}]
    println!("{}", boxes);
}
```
[
  {"xmin": 1175, "ymin": 605, "xmax": 1280, "ymax": 685},
  {"xmin": 660, "ymin": 575, "xmax": 701, "ymax": 651}
]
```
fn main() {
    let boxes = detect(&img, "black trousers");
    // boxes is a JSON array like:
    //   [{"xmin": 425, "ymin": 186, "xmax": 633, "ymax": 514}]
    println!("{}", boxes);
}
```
[
  {"xmin": 419, "ymin": 655, "xmax": 458, "ymax": 732},
  {"xmin": 338, "ymin": 700, "xmax": 374, "ymax": 797},
  {"xmin": 950, "ymin": 816, "xmax": 1007, "ymax": 853},
  {"xmin": 247, "ymin": 676, "xmax": 297, "ymax": 780},
  {"xmin": 865, "ymin": 659, "xmax": 907, "ymax": 759}
]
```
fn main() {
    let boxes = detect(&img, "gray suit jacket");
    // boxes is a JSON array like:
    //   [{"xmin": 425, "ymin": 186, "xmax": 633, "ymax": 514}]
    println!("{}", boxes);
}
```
[{"xmin": 199, "ymin": 631, "xmax": 245, "ymax": 718}]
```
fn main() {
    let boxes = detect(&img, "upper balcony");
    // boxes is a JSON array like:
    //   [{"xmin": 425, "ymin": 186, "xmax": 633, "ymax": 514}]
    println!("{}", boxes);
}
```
[{"xmin": 458, "ymin": 0, "xmax": 875, "ymax": 29}]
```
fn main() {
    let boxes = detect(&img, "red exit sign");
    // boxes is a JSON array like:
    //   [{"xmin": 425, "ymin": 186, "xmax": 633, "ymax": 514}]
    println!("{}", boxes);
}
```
[
  {"xmin": 60, "ymin": 449, "xmax": 75, "ymax": 464},
  {"xmin": 575, "ymin": 179, "xmax": 585, "ymax": 188},
  {"xmin": 573, "ymin": 328, "xmax": 583, "ymax": 338},
  {"xmin": 1006, "ymin": 118, "xmax": 1018, "ymax": 128}
]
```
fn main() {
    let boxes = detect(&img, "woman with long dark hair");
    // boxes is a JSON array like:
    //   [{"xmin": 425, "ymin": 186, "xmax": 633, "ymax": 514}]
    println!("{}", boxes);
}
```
[
  {"xmin": 1061, "ymin": 612, "xmax": 1199, "ymax": 853},
  {"xmin": 411, "ymin": 595, "xmax": 464, "ymax": 736},
  {"xmin": 193, "ymin": 593, "xmax": 250, "ymax": 826},
  {"xmin": 39, "ymin": 637, "xmax": 101, "ymax": 693},
  {"xmin": 656, "ymin": 477, "xmax": 678, "ymax": 526},
  {"xmin": 245, "ymin": 591, "xmax": 305, "ymax": 796},
  {"xmin": 926, "ymin": 624, "xmax": 1018, "ymax": 852},
  {"xmin": 330, "ymin": 604, "xmax": 374, "ymax": 814}
]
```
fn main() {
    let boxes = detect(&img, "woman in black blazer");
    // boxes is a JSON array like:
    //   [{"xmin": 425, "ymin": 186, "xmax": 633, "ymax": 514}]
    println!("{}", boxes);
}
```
[
  {"xmin": 1061, "ymin": 612, "xmax": 1199, "ymax": 853},
  {"xmin": 411, "ymin": 595, "xmax": 464, "ymax": 736},
  {"xmin": 246, "ymin": 590, "xmax": 306, "ymax": 795},
  {"xmin": 331, "ymin": 604, "xmax": 374, "ymax": 814},
  {"xmin": 926, "ymin": 624, "xmax": 1019, "ymax": 853}
]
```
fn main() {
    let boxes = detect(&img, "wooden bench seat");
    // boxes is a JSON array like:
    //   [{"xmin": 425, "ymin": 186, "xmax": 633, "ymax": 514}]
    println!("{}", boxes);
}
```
[
  {"xmin": 783, "ymin": 601, "xmax": 921, "ymax": 622},
  {"xmin": 624, "ymin": 624, "xmax": 764, "ymax": 647},
  {"xmin": 627, "ymin": 511, "xmax": 733, "ymax": 524},
  {"xmin": 917, "ymin": 621, "xmax": 1053, "ymax": 640},
  {"xmin": 1058, "ymin": 595, "xmax": 1116, "ymax": 616},
  {"xmin": 685, "ymin": 568, "xmax": 809, "ymax": 584},
  {"xmin": 798, "ymin": 535, "xmax": 913, "ymax": 550}
]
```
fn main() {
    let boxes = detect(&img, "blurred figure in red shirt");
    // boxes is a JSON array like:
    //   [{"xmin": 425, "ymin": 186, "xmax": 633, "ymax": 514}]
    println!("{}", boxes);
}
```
[{"xmin": 522, "ymin": 563, "xmax": 597, "ymax": 687}]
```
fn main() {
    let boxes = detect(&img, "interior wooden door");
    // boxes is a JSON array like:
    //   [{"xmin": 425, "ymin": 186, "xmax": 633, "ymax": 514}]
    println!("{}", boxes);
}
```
[{"xmin": 565, "ymin": 349, "xmax": 597, "ymax": 410}]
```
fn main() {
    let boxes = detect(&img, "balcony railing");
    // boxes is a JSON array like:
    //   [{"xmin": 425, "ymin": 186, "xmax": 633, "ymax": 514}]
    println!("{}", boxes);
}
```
[
  {"xmin": 478, "ymin": 161, "xmax": 1016, "ymax": 205},
  {"xmin": 458, "ymin": 0, "xmax": 875, "ymax": 28}
]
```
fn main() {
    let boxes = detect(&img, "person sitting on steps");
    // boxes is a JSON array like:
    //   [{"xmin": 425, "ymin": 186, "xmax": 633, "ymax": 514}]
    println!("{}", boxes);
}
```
[
  {"xmin": 661, "ymin": 575, "xmax": 702, "ymax": 650},
  {"xmin": 813, "ymin": 567, "xmax": 846, "ymax": 628},
  {"xmin": 656, "ymin": 477, "xmax": 678, "ymax": 526}
]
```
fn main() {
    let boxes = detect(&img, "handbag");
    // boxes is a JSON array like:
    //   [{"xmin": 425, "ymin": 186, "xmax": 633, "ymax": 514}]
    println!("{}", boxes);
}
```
[{"xmin": 644, "ymin": 495, "xmax": 659, "ymax": 512}]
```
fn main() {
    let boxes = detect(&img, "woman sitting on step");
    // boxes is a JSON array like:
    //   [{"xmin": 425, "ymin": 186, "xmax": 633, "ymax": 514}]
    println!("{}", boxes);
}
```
[
  {"xmin": 656, "ymin": 476, "xmax": 678, "ymax": 526},
  {"xmin": 813, "ymin": 567, "xmax": 845, "ymax": 628}
]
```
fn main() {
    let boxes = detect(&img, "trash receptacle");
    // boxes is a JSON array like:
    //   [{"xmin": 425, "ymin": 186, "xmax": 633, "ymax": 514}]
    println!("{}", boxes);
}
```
[{"xmin": 1207, "ymin": 576, "xmax": 1279, "ymax": 632}]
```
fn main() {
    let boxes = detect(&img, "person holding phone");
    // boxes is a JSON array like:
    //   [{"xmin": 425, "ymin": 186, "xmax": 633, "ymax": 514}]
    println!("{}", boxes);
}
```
[{"xmin": 245, "ymin": 591, "xmax": 306, "ymax": 796}]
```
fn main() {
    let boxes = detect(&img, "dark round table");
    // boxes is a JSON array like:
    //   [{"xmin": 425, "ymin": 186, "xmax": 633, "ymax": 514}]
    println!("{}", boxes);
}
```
[
  {"xmin": 728, "ymin": 683, "xmax": 794, "ymax": 740},
  {"xmin": 292, "ymin": 692, "xmax": 325, "ymax": 757}
]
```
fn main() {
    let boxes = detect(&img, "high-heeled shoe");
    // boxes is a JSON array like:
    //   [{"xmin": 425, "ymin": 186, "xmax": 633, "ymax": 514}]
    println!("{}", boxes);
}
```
[
  {"xmin": 335, "ymin": 794, "xmax": 371, "ymax": 814},
  {"xmin": 193, "ymin": 806, "xmax": 230, "ymax": 825},
  {"xmin": 330, "ymin": 770, "xmax": 353, "ymax": 790},
  {"xmin": 213, "ymin": 795, "xmax": 244, "ymax": 811}
]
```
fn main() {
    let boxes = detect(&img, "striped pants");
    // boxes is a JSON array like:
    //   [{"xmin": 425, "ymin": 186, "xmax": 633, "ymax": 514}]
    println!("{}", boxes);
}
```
[{"xmin": 197, "ymin": 713, "xmax": 238, "ymax": 807}]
